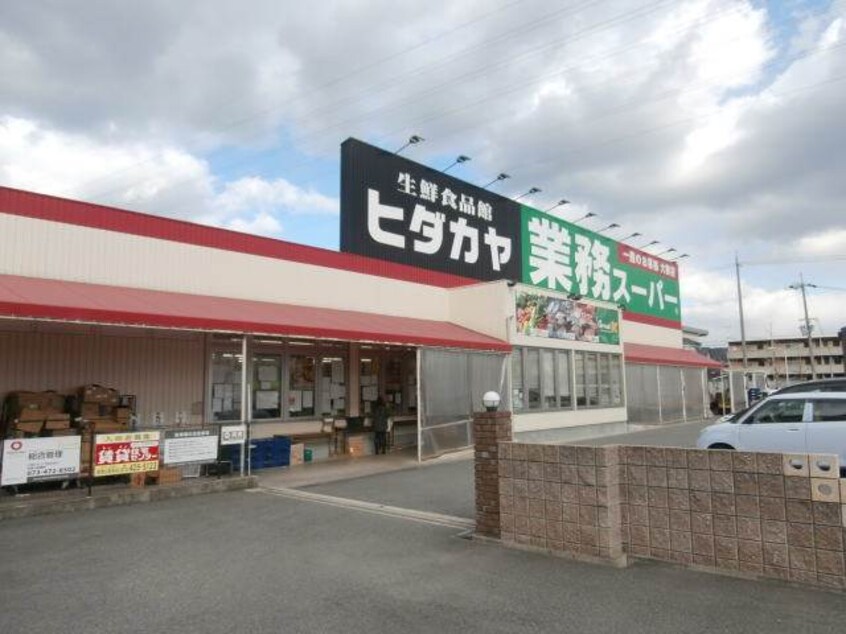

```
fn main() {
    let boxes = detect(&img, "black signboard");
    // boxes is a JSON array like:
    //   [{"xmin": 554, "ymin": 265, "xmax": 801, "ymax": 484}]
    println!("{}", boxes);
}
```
[{"xmin": 340, "ymin": 138, "xmax": 522, "ymax": 281}]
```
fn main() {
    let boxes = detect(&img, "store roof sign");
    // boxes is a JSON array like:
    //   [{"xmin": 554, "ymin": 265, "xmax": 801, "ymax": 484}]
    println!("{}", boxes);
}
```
[
  {"xmin": 340, "ymin": 138, "xmax": 522, "ymax": 281},
  {"xmin": 340, "ymin": 138, "xmax": 681, "ymax": 325},
  {"xmin": 520, "ymin": 206, "xmax": 681, "ymax": 323}
]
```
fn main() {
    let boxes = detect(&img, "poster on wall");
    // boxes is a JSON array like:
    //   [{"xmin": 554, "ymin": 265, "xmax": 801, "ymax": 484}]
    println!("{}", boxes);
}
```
[
  {"xmin": 515, "ymin": 291, "xmax": 620, "ymax": 345},
  {"xmin": 94, "ymin": 432, "xmax": 160, "ymax": 476},
  {"xmin": 1, "ymin": 437, "xmax": 82, "ymax": 486},
  {"xmin": 163, "ymin": 429, "xmax": 219, "ymax": 465},
  {"xmin": 338, "ymin": 138, "xmax": 682, "ymax": 325}
]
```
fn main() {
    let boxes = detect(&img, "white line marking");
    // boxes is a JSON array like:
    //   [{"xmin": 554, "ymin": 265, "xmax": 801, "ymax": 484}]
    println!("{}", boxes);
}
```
[{"xmin": 250, "ymin": 487, "xmax": 475, "ymax": 530}]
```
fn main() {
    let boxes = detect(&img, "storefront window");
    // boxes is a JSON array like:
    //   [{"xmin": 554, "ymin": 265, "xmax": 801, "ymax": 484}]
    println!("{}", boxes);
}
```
[
  {"xmin": 384, "ymin": 355, "xmax": 405, "ymax": 414},
  {"xmin": 360, "ymin": 357, "xmax": 380, "ymax": 415},
  {"xmin": 541, "ymin": 350, "xmax": 555, "ymax": 408},
  {"xmin": 210, "ymin": 350, "xmax": 243, "ymax": 422},
  {"xmin": 599, "ymin": 354, "xmax": 611, "ymax": 407},
  {"xmin": 512, "ymin": 351, "xmax": 524, "ymax": 410},
  {"xmin": 512, "ymin": 347, "xmax": 620, "ymax": 412},
  {"xmin": 320, "ymin": 357, "xmax": 346, "ymax": 416},
  {"xmin": 574, "ymin": 351, "xmax": 586, "ymax": 407},
  {"xmin": 525, "ymin": 349, "xmax": 540, "ymax": 409},
  {"xmin": 556, "ymin": 351, "xmax": 572, "ymax": 408},
  {"xmin": 610, "ymin": 355, "xmax": 623, "ymax": 406},
  {"xmin": 253, "ymin": 354, "xmax": 282, "ymax": 419},
  {"xmin": 586, "ymin": 353, "xmax": 599, "ymax": 407},
  {"xmin": 289, "ymin": 355, "xmax": 316, "ymax": 418}
]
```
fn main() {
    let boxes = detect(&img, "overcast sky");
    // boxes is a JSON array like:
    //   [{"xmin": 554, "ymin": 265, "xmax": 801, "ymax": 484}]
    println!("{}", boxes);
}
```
[{"xmin": 1, "ymin": 0, "xmax": 844, "ymax": 345}]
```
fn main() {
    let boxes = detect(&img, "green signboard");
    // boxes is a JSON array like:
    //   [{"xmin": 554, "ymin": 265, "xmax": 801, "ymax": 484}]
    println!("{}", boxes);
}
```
[
  {"xmin": 516, "ymin": 291, "xmax": 620, "ymax": 345},
  {"xmin": 520, "ymin": 206, "xmax": 681, "ymax": 323}
]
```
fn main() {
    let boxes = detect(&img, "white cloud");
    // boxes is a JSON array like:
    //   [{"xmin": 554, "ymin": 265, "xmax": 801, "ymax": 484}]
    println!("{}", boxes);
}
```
[
  {"xmin": 214, "ymin": 176, "xmax": 337, "ymax": 217},
  {"xmin": 224, "ymin": 212, "xmax": 284, "ymax": 237},
  {"xmin": 0, "ymin": 116, "xmax": 338, "ymax": 235},
  {"xmin": 681, "ymin": 264, "xmax": 846, "ymax": 343}
]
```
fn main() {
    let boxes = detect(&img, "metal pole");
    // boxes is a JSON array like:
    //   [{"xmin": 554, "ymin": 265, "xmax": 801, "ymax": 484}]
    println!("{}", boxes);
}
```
[
  {"xmin": 784, "ymin": 348, "xmax": 789, "ymax": 385},
  {"xmin": 240, "ymin": 335, "xmax": 247, "ymax": 476},
  {"xmin": 798, "ymin": 273, "xmax": 817, "ymax": 379},
  {"xmin": 416, "ymin": 348, "xmax": 422, "ymax": 464},
  {"xmin": 735, "ymin": 254, "xmax": 749, "ymax": 371}
]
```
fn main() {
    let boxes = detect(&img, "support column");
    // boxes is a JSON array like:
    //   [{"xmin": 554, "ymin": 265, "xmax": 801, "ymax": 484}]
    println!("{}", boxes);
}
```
[{"xmin": 473, "ymin": 410, "xmax": 513, "ymax": 539}]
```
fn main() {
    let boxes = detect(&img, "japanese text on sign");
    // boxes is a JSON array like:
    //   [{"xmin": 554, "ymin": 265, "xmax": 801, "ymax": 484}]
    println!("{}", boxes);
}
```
[
  {"xmin": 521, "ymin": 207, "xmax": 680, "ymax": 322},
  {"xmin": 1, "ymin": 437, "xmax": 82, "ymax": 486},
  {"xmin": 367, "ymin": 188, "xmax": 512, "ymax": 271},
  {"xmin": 94, "ymin": 432, "xmax": 160, "ymax": 477}
]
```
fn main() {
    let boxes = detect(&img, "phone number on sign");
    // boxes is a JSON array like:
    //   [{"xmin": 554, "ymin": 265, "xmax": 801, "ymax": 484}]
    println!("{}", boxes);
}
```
[{"xmin": 94, "ymin": 461, "xmax": 159, "ymax": 477}]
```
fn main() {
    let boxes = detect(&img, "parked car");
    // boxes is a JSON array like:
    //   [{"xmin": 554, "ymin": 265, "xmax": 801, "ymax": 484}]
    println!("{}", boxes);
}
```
[
  {"xmin": 772, "ymin": 377, "xmax": 846, "ymax": 395},
  {"xmin": 697, "ymin": 393, "xmax": 846, "ymax": 473},
  {"xmin": 713, "ymin": 378, "xmax": 846, "ymax": 423}
]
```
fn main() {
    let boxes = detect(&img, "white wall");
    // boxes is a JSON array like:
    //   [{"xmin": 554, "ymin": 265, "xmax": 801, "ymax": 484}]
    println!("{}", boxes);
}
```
[
  {"xmin": 448, "ymin": 280, "xmax": 511, "ymax": 339},
  {"xmin": 620, "ymin": 318, "xmax": 682, "ymax": 348},
  {"xmin": 0, "ymin": 213, "xmax": 451, "ymax": 322},
  {"xmin": 513, "ymin": 407, "xmax": 627, "ymax": 432}
]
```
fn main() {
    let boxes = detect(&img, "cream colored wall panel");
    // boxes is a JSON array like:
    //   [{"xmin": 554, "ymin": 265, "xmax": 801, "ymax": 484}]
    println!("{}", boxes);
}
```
[
  {"xmin": 511, "ymin": 333, "xmax": 622, "ymax": 354},
  {"xmin": 448, "ymin": 281, "xmax": 510, "ymax": 339},
  {"xmin": 0, "ymin": 327, "xmax": 205, "ymax": 426},
  {"xmin": 620, "ymin": 319, "xmax": 682, "ymax": 348},
  {"xmin": 513, "ymin": 407, "xmax": 627, "ymax": 432},
  {"xmin": 0, "ymin": 214, "xmax": 451, "ymax": 321}
]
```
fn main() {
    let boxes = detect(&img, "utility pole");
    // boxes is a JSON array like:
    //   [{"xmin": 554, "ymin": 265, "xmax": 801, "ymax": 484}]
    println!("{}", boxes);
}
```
[
  {"xmin": 789, "ymin": 273, "xmax": 817, "ymax": 380},
  {"xmin": 735, "ymin": 254, "xmax": 748, "ymax": 371}
]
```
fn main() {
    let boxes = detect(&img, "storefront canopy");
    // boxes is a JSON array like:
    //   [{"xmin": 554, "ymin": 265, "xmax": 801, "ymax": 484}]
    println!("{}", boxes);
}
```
[
  {"xmin": 624, "ymin": 343, "xmax": 722, "ymax": 369},
  {"xmin": 0, "ymin": 274, "xmax": 511, "ymax": 352}
]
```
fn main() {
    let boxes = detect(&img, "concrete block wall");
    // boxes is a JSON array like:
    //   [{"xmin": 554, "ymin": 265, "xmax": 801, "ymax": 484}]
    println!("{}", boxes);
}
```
[
  {"xmin": 480, "ymin": 439, "xmax": 846, "ymax": 591},
  {"xmin": 498, "ymin": 442, "xmax": 626, "ymax": 564}
]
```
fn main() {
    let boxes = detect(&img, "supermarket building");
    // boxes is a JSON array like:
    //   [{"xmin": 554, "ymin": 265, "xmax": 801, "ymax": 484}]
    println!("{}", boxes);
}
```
[{"xmin": 0, "ymin": 141, "xmax": 718, "ymax": 461}]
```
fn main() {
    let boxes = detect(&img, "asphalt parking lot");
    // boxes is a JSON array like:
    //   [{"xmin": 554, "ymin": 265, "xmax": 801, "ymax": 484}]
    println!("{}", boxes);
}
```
[{"xmin": 2, "ymin": 487, "xmax": 846, "ymax": 634}]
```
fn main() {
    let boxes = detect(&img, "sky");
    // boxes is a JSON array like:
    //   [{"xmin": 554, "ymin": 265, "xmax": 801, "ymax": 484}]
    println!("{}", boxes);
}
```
[{"xmin": 1, "ymin": 0, "xmax": 844, "ymax": 345}]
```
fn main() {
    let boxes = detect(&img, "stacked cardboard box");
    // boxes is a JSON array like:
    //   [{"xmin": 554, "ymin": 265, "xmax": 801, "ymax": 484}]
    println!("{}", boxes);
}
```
[
  {"xmin": 78, "ymin": 385, "xmax": 127, "ymax": 430},
  {"xmin": 147, "ymin": 466, "xmax": 182, "ymax": 485},
  {"xmin": 5, "ymin": 391, "xmax": 70, "ymax": 437},
  {"xmin": 290, "ymin": 443, "xmax": 305, "ymax": 466},
  {"xmin": 75, "ymin": 385, "xmax": 137, "ymax": 477}
]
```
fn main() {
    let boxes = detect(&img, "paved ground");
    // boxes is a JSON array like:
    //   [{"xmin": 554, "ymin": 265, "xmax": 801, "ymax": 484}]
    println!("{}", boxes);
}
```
[
  {"xmin": 2, "ymin": 489, "xmax": 846, "ymax": 634},
  {"xmin": 303, "ymin": 458, "xmax": 475, "ymax": 519},
  {"xmin": 566, "ymin": 420, "xmax": 713, "ymax": 448}
]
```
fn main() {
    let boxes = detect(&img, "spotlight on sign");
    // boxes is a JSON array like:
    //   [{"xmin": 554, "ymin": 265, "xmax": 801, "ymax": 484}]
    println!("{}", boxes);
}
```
[
  {"xmin": 597, "ymin": 223, "xmax": 620, "ymax": 234},
  {"xmin": 482, "ymin": 173, "xmax": 511, "ymax": 189},
  {"xmin": 514, "ymin": 187, "xmax": 542, "ymax": 201},
  {"xmin": 572, "ymin": 212, "xmax": 596, "ymax": 224},
  {"xmin": 395, "ymin": 135, "xmax": 425, "ymax": 155},
  {"xmin": 443, "ymin": 155, "xmax": 471, "ymax": 173},
  {"xmin": 545, "ymin": 199, "xmax": 570, "ymax": 212}
]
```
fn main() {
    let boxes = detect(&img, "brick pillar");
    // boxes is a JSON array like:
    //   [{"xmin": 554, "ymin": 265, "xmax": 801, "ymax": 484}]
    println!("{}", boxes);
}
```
[{"xmin": 473, "ymin": 410, "xmax": 513, "ymax": 538}]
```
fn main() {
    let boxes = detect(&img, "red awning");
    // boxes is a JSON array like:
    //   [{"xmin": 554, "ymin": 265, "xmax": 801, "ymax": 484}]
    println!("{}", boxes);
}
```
[
  {"xmin": 624, "ymin": 343, "xmax": 722, "ymax": 369},
  {"xmin": 0, "ymin": 274, "xmax": 510, "ymax": 352}
]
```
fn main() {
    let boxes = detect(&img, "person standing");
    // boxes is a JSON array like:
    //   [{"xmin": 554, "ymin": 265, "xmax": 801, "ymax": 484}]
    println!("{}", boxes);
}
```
[{"xmin": 372, "ymin": 396, "xmax": 390, "ymax": 455}]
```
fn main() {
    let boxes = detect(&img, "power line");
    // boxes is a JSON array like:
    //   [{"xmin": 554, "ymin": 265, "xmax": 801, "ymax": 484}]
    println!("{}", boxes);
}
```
[
  {"xmin": 68, "ymin": 0, "xmax": 534, "ymax": 195},
  {"xmin": 84, "ymin": 0, "xmax": 675, "ymax": 202},
  {"xmin": 105, "ymin": 0, "xmax": 752, "ymax": 213}
]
